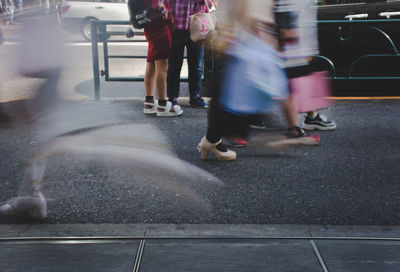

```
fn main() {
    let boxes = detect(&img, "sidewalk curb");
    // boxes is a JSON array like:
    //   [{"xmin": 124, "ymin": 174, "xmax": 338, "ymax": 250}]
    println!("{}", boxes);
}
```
[{"xmin": 1, "ymin": 224, "xmax": 400, "ymax": 239}]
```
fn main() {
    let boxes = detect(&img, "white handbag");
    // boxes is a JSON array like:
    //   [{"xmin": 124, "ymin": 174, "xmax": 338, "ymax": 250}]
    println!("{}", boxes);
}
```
[{"xmin": 189, "ymin": 0, "xmax": 217, "ymax": 42}]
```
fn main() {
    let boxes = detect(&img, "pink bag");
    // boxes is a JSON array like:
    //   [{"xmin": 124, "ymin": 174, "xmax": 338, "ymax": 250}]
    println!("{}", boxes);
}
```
[
  {"xmin": 289, "ymin": 71, "xmax": 334, "ymax": 113},
  {"xmin": 189, "ymin": 0, "xmax": 216, "ymax": 42}
]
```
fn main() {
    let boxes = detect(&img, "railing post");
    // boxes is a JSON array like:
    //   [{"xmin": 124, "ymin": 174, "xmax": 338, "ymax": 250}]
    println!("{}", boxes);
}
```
[
  {"xmin": 100, "ymin": 23, "xmax": 110, "ymax": 81},
  {"xmin": 91, "ymin": 19, "xmax": 100, "ymax": 100}
]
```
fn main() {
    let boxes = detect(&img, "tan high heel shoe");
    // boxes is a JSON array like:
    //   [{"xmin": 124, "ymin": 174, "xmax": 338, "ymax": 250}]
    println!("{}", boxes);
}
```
[{"xmin": 197, "ymin": 136, "xmax": 236, "ymax": 161}]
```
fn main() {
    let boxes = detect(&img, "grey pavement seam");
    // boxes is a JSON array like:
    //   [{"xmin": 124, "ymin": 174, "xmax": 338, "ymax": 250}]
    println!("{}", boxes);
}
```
[
  {"xmin": 311, "ymin": 240, "xmax": 329, "ymax": 272},
  {"xmin": 133, "ymin": 238, "xmax": 146, "ymax": 272}
]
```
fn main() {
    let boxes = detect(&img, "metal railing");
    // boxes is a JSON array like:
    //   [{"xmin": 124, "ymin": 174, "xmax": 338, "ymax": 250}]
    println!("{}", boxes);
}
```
[
  {"xmin": 91, "ymin": 19, "xmax": 191, "ymax": 100},
  {"xmin": 91, "ymin": 18, "xmax": 400, "ymax": 100}
]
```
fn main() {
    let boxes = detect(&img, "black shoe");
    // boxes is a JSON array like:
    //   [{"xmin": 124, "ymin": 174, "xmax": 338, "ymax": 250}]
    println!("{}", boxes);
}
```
[
  {"xmin": 190, "ymin": 96, "xmax": 208, "ymax": 108},
  {"xmin": 168, "ymin": 97, "xmax": 179, "ymax": 106},
  {"xmin": 303, "ymin": 113, "xmax": 336, "ymax": 131}
]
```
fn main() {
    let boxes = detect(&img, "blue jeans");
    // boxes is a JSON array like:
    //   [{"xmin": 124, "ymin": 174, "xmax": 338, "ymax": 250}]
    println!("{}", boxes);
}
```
[{"xmin": 167, "ymin": 30, "xmax": 204, "ymax": 99}]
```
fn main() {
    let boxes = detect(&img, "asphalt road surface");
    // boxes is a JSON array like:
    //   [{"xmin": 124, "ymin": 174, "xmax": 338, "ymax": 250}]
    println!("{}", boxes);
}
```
[{"xmin": 1, "ymin": 24, "xmax": 400, "ymax": 226}]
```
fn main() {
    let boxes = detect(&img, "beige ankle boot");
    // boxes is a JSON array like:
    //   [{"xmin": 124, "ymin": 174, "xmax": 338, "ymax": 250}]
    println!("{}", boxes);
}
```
[{"xmin": 197, "ymin": 136, "xmax": 236, "ymax": 161}]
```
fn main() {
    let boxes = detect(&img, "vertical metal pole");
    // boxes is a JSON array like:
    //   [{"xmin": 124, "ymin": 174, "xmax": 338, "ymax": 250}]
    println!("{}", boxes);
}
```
[
  {"xmin": 91, "ymin": 19, "xmax": 100, "ymax": 100},
  {"xmin": 101, "ymin": 23, "xmax": 110, "ymax": 81}
]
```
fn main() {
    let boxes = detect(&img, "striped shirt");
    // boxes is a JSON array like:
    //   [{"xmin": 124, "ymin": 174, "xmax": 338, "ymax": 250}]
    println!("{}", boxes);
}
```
[{"xmin": 171, "ymin": 0, "xmax": 210, "ymax": 30}]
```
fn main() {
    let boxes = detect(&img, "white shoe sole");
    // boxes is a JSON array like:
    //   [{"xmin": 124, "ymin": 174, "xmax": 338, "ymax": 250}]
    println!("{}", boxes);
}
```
[
  {"xmin": 157, "ymin": 109, "xmax": 183, "ymax": 117},
  {"xmin": 144, "ymin": 109, "xmax": 157, "ymax": 114},
  {"xmin": 303, "ymin": 123, "xmax": 336, "ymax": 131}
]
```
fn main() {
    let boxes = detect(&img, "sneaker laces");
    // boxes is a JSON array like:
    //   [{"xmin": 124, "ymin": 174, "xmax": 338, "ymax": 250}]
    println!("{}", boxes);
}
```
[{"xmin": 315, "ymin": 114, "xmax": 327, "ymax": 122}]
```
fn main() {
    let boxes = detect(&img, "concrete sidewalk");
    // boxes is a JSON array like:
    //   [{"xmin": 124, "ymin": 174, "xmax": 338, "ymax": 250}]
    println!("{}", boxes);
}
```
[{"xmin": 1, "ymin": 224, "xmax": 400, "ymax": 272}]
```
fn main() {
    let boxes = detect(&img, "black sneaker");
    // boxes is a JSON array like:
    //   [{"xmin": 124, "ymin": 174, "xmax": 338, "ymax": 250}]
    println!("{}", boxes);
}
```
[
  {"xmin": 249, "ymin": 120, "xmax": 266, "ymax": 130},
  {"xmin": 303, "ymin": 113, "xmax": 336, "ymax": 131},
  {"xmin": 168, "ymin": 97, "xmax": 179, "ymax": 106},
  {"xmin": 190, "ymin": 96, "xmax": 208, "ymax": 109}
]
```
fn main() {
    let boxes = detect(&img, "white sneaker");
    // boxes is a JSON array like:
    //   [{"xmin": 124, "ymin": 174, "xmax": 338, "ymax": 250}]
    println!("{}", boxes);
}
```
[
  {"xmin": 143, "ymin": 100, "xmax": 158, "ymax": 114},
  {"xmin": 156, "ymin": 101, "xmax": 183, "ymax": 117}
]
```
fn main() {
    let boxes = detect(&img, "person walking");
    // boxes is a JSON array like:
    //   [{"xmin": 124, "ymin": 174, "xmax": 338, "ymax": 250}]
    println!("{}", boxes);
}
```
[
  {"xmin": 140, "ymin": 0, "xmax": 183, "ymax": 116},
  {"xmin": 0, "ymin": 4, "xmax": 62, "ymax": 219},
  {"xmin": 166, "ymin": 0, "xmax": 211, "ymax": 109},
  {"xmin": 197, "ymin": 0, "xmax": 289, "ymax": 161},
  {"xmin": 276, "ymin": 0, "xmax": 335, "ymax": 136}
]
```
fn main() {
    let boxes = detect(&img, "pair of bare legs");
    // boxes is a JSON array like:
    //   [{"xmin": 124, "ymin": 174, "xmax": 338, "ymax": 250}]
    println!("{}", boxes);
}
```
[
  {"xmin": 144, "ymin": 59, "xmax": 168, "ymax": 101},
  {"xmin": 143, "ymin": 59, "xmax": 183, "ymax": 116}
]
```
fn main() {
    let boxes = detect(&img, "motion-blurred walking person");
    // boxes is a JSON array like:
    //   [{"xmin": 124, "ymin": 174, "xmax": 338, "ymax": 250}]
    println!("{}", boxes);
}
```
[{"xmin": 197, "ymin": 0, "xmax": 289, "ymax": 161}]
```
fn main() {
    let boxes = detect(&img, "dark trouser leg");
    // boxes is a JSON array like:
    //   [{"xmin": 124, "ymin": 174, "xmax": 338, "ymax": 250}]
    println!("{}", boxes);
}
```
[
  {"xmin": 167, "ymin": 30, "xmax": 186, "ymax": 100},
  {"xmin": 206, "ymin": 55, "xmax": 250, "ymax": 143},
  {"xmin": 186, "ymin": 36, "xmax": 204, "ymax": 97}
]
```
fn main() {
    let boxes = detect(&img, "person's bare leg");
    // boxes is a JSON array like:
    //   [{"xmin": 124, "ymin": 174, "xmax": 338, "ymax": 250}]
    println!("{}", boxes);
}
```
[
  {"xmin": 283, "ymin": 96, "xmax": 298, "ymax": 128},
  {"xmin": 154, "ymin": 58, "xmax": 168, "ymax": 101},
  {"xmin": 306, "ymin": 111, "xmax": 317, "ymax": 119},
  {"xmin": 145, "ymin": 61, "xmax": 156, "ymax": 98}
]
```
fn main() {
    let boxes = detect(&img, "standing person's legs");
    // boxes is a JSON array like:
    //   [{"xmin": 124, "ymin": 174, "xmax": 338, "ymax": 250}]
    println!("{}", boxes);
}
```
[
  {"xmin": 144, "ymin": 61, "xmax": 155, "ymax": 98},
  {"xmin": 143, "ymin": 61, "xmax": 157, "ymax": 114},
  {"xmin": 154, "ymin": 59, "xmax": 168, "ymax": 101},
  {"xmin": 156, "ymin": 58, "xmax": 183, "ymax": 116},
  {"xmin": 167, "ymin": 30, "xmax": 186, "ymax": 103},
  {"xmin": 187, "ymin": 37, "xmax": 208, "ymax": 108},
  {"xmin": 187, "ymin": 38, "xmax": 204, "ymax": 97}
]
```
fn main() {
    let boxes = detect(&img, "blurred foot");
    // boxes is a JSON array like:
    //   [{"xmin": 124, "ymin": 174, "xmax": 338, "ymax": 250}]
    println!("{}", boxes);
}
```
[
  {"xmin": 223, "ymin": 137, "xmax": 248, "ymax": 147},
  {"xmin": 249, "ymin": 120, "xmax": 266, "ymax": 130},
  {"xmin": 303, "ymin": 113, "xmax": 336, "ymax": 131},
  {"xmin": 0, "ymin": 191, "xmax": 47, "ymax": 220},
  {"xmin": 265, "ymin": 127, "xmax": 320, "ymax": 148}
]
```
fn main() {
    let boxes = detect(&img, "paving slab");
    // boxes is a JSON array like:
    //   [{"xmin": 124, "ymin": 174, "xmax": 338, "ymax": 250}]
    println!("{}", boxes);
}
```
[
  {"xmin": 0, "ymin": 243, "xmax": 139, "ymax": 272},
  {"xmin": 316, "ymin": 240, "xmax": 400, "ymax": 272},
  {"xmin": 140, "ymin": 239, "xmax": 323, "ymax": 272},
  {"xmin": 0, "ymin": 224, "xmax": 400, "ymax": 272}
]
